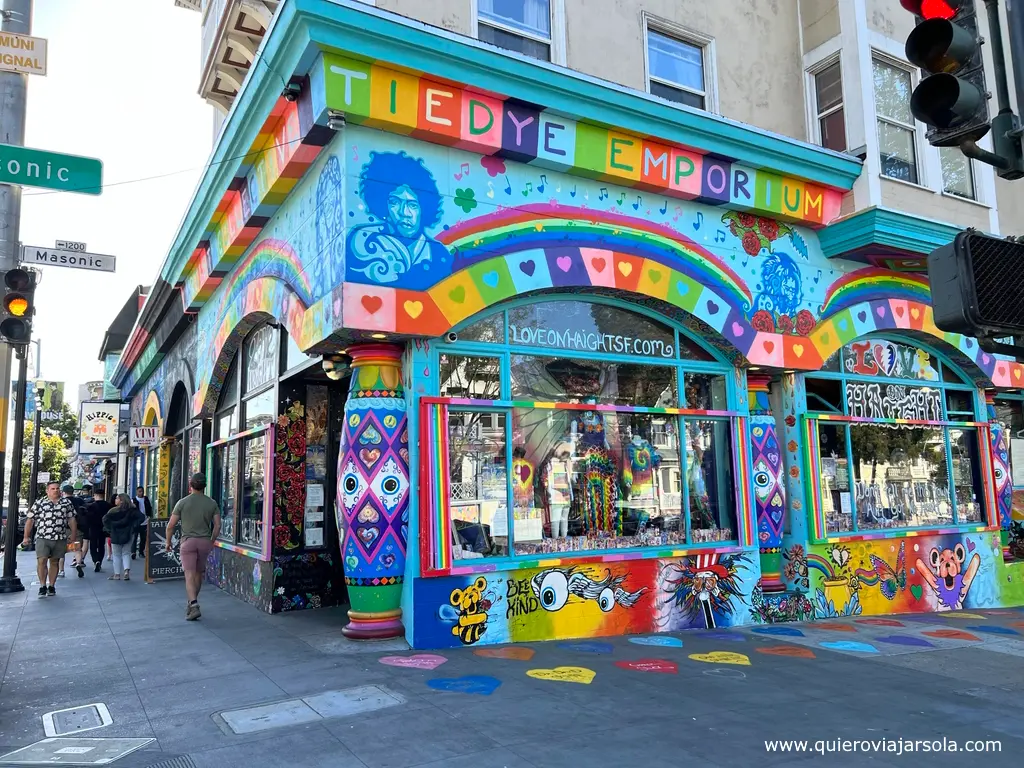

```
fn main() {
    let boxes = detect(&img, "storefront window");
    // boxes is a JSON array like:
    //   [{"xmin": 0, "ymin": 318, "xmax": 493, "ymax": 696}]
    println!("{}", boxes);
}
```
[
  {"xmin": 435, "ymin": 299, "xmax": 741, "ymax": 563},
  {"xmin": 243, "ymin": 389, "xmax": 275, "ymax": 430},
  {"xmin": 240, "ymin": 434, "xmax": 266, "ymax": 548},
  {"xmin": 244, "ymin": 323, "xmax": 279, "ymax": 393},
  {"xmin": 188, "ymin": 424, "xmax": 202, "ymax": 478},
  {"xmin": 808, "ymin": 338, "xmax": 986, "ymax": 535},
  {"xmin": 214, "ymin": 442, "xmax": 237, "ymax": 542},
  {"xmin": 285, "ymin": 332, "xmax": 307, "ymax": 372}
]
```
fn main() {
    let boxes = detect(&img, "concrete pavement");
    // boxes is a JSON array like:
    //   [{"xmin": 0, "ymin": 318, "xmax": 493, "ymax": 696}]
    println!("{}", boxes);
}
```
[{"xmin": 1, "ymin": 549, "xmax": 1023, "ymax": 767}]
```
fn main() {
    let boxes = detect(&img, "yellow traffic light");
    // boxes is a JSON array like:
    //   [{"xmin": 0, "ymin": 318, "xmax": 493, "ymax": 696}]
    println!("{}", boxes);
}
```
[{"xmin": 6, "ymin": 295, "xmax": 28, "ymax": 316}]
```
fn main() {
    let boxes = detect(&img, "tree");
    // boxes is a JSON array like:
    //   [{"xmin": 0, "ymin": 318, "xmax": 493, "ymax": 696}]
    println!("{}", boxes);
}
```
[
  {"xmin": 20, "ymin": 422, "xmax": 71, "ymax": 499},
  {"xmin": 49, "ymin": 402, "xmax": 79, "ymax": 449}
]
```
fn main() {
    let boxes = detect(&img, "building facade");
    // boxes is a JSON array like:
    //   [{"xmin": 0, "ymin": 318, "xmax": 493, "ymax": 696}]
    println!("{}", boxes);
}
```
[{"xmin": 113, "ymin": 0, "xmax": 1024, "ymax": 644}]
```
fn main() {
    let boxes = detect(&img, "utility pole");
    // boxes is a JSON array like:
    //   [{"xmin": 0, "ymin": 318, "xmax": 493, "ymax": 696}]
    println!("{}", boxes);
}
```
[{"xmin": 0, "ymin": 0, "xmax": 32, "ymax": 594}]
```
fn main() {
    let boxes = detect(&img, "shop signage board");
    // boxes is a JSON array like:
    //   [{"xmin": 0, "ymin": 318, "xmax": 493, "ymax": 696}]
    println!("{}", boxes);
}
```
[
  {"xmin": 0, "ymin": 32, "xmax": 47, "ymax": 76},
  {"xmin": 0, "ymin": 144, "xmax": 102, "ymax": 194},
  {"xmin": 37, "ymin": 471, "xmax": 50, "ymax": 483},
  {"xmin": 21, "ymin": 244, "xmax": 116, "ymax": 273},
  {"xmin": 129, "ymin": 426, "xmax": 160, "ymax": 448},
  {"xmin": 146, "ymin": 518, "xmax": 183, "ymax": 581},
  {"xmin": 78, "ymin": 402, "xmax": 119, "ymax": 455}
]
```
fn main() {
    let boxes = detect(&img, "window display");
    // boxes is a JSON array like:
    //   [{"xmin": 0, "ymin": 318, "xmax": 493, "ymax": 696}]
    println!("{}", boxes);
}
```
[{"xmin": 240, "ymin": 434, "xmax": 266, "ymax": 548}]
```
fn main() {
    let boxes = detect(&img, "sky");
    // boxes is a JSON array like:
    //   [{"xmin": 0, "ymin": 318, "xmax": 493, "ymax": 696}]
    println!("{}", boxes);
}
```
[{"xmin": 17, "ymin": 0, "xmax": 213, "ymax": 409}]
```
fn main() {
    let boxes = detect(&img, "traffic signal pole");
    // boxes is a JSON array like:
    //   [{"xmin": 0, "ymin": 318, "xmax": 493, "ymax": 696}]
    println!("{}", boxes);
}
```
[{"xmin": 0, "ymin": 0, "xmax": 32, "ymax": 593}]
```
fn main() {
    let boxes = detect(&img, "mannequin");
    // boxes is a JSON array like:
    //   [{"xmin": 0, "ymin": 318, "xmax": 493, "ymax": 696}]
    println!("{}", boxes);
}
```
[
  {"xmin": 545, "ymin": 445, "xmax": 574, "ymax": 539},
  {"xmin": 569, "ymin": 400, "xmax": 618, "ymax": 535}
]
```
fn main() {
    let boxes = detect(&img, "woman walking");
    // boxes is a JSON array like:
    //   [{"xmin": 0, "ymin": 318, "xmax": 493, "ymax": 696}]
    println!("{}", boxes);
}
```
[{"xmin": 102, "ymin": 495, "xmax": 144, "ymax": 581}]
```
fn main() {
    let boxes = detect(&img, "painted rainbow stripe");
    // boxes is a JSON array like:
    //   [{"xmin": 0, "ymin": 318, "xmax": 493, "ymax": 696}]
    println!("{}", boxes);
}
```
[
  {"xmin": 820, "ymin": 268, "xmax": 930, "ymax": 318},
  {"xmin": 202, "ymin": 238, "xmax": 315, "ymax": 320},
  {"xmin": 732, "ymin": 416, "xmax": 755, "ymax": 548},
  {"xmin": 804, "ymin": 417, "xmax": 825, "ymax": 542}
]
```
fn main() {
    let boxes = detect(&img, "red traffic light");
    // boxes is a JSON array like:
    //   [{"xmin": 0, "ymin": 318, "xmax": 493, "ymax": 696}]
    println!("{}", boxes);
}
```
[
  {"xmin": 900, "ymin": 0, "xmax": 959, "ymax": 19},
  {"xmin": 4, "ymin": 268, "xmax": 32, "ymax": 292}
]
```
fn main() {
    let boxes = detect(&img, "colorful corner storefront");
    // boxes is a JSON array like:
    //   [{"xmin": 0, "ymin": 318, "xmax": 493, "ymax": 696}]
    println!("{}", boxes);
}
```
[{"xmin": 111, "ymin": 1, "xmax": 1024, "ymax": 646}]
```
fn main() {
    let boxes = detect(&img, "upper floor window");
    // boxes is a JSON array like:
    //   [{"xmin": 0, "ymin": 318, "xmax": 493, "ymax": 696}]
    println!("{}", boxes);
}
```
[
  {"xmin": 647, "ymin": 27, "xmax": 708, "ymax": 110},
  {"xmin": 478, "ymin": 0, "xmax": 552, "ymax": 61},
  {"xmin": 939, "ymin": 147, "xmax": 976, "ymax": 200},
  {"xmin": 873, "ymin": 58, "xmax": 919, "ymax": 184},
  {"xmin": 812, "ymin": 61, "xmax": 846, "ymax": 152}
]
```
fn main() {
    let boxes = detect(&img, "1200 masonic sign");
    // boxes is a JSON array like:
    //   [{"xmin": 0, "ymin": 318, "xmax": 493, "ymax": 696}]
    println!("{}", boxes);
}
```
[{"xmin": 20, "ymin": 245, "xmax": 116, "ymax": 274}]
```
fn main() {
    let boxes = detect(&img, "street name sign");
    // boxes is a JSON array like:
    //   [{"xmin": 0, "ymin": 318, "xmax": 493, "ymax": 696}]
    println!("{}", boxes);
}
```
[
  {"xmin": 0, "ymin": 32, "xmax": 46, "ymax": 76},
  {"xmin": 20, "ymin": 245, "xmax": 116, "ymax": 274},
  {"xmin": 0, "ymin": 144, "xmax": 102, "ymax": 194},
  {"xmin": 55, "ymin": 240, "xmax": 87, "ymax": 251}
]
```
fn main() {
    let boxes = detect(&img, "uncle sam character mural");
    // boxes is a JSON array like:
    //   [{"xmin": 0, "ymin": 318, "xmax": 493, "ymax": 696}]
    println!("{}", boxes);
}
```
[{"xmin": 346, "ymin": 150, "xmax": 454, "ymax": 290}]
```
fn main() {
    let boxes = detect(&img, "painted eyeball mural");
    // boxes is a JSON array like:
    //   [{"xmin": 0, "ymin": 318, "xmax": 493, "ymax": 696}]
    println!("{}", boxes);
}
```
[
  {"xmin": 597, "ymin": 587, "xmax": 616, "ymax": 612},
  {"xmin": 340, "ymin": 458, "xmax": 367, "ymax": 512},
  {"xmin": 535, "ymin": 569, "xmax": 569, "ymax": 612},
  {"xmin": 752, "ymin": 458, "xmax": 777, "ymax": 503},
  {"xmin": 369, "ymin": 456, "xmax": 408, "ymax": 514}
]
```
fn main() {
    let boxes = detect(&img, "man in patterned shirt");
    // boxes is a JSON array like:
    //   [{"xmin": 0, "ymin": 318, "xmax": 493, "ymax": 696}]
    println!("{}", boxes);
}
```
[{"xmin": 23, "ymin": 481, "xmax": 79, "ymax": 598}]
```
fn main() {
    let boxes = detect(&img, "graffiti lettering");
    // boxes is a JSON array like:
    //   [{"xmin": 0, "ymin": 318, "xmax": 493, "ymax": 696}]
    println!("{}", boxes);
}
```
[
  {"xmin": 508, "ymin": 323, "xmax": 674, "ymax": 358},
  {"xmin": 506, "ymin": 577, "xmax": 540, "ymax": 618},
  {"xmin": 845, "ymin": 382, "xmax": 940, "ymax": 422}
]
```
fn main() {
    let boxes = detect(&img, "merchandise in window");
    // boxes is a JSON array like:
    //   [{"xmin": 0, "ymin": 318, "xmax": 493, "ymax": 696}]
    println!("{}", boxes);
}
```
[
  {"xmin": 813, "ymin": 61, "xmax": 846, "ymax": 152},
  {"xmin": 449, "ymin": 410, "xmax": 508, "ymax": 559},
  {"xmin": 478, "ymin": 0, "xmax": 551, "ymax": 61},
  {"xmin": 214, "ymin": 442, "xmax": 237, "ymax": 542},
  {"xmin": 647, "ymin": 28, "xmax": 707, "ymax": 109},
  {"xmin": 873, "ymin": 59, "xmax": 918, "ymax": 184},
  {"xmin": 510, "ymin": 354, "xmax": 677, "ymax": 408},
  {"xmin": 240, "ymin": 434, "xmax": 266, "ymax": 548}
]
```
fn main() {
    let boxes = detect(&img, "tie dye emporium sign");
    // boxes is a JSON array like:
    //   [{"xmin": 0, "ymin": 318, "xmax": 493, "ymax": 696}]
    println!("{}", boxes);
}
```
[{"xmin": 310, "ymin": 53, "xmax": 842, "ymax": 227}]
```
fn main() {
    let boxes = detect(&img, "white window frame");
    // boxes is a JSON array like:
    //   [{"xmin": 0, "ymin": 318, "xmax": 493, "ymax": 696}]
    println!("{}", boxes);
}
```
[
  {"xmin": 871, "ymin": 52, "xmax": 924, "ymax": 188},
  {"xmin": 472, "ymin": 0, "xmax": 567, "ymax": 67},
  {"xmin": 642, "ymin": 13, "xmax": 718, "ymax": 114},
  {"xmin": 807, "ymin": 54, "xmax": 846, "ymax": 151},
  {"xmin": 938, "ymin": 146, "xmax": 977, "ymax": 201}
]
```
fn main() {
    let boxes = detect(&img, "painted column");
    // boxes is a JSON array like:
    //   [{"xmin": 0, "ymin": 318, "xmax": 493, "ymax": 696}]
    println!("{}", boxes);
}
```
[
  {"xmin": 985, "ymin": 391, "xmax": 1013, "ymax": 556},
  {"xmin": 336, "ymin": 344, "xmax": 410, "ymax": 639},
  {"xmin": 748, "ymin": 374, "xmax": 786, "ymax": 593}
]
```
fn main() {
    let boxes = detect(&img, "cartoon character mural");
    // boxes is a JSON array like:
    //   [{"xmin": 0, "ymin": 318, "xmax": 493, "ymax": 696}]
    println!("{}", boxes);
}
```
[
  {"xmin": 916, "ymin": 544, "xmax": 981, "ymax": 611},
  {"xmin": 448, "ymin": 577, "xmax": 493, "ymax": 645},
  {"xmin": 346, "ymin": 151, "xmax": 455, "ymax": 290},
  {"xmin": 659, "ymin": 552, "xmax": 750, "ymax": 629}
]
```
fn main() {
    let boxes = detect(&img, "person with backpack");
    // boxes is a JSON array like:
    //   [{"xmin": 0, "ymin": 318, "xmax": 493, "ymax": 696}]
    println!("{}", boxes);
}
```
[
  {"xmin": 103, "ymin": 494, "xmax": 145, "ymax": 581},
  {"xmin": 61, "ymin": 485, "xmax": 87, "ymax": 578}
]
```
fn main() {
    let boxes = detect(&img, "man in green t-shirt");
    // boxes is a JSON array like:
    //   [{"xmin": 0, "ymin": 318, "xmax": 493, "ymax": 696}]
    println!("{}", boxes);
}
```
[{"xmin": 166, "ymin": 473, "xmax": 221, "ymax": 621}]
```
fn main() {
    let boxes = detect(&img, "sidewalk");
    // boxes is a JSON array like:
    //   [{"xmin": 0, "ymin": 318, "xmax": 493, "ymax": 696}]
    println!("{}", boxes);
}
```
[{"xmin": 1, "ymin": 548, "xmax": 1023, "ymax": 767}]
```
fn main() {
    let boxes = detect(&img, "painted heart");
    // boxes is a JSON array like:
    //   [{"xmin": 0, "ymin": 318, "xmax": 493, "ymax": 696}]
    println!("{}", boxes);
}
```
[
  {"xmin": 944, "ymin": 612, "xmax": 986, "ymax": 620},
  {"xmin": 357, "ymin": 505, "xmax": 379, "ymax": 524},
  {"xmin": 356, "ymin": 526, "xmax": 379, "ymax": 547},
  {"xmin": 872, "ymin": 341, "xmax": 899, "ymax": 376},
  {"xmin": 558, "ymin": 641, "xmax": 613, "ymax": 654},
  {"xmin": 591, "ymin": 257, "xmax": 606, "ymax": 273},
  {"xmin": 756, "ymin": 646, "xmax": 816, "ymax": 659},
  {"xmin": 648, "ymin": 269, "xmax": 662, "ymax": 283},
  {"xmin": 359, "ymin": 448, "xmax": 381, "ymax": 467},
  {"xmin": 815, "ymin": 623, "xmax": 855, "ymax": 632},
  {"xmin": 379, "ymin": 654, "xmax": 447, "ymax": 670},
  {"xmin": 345, "ymin": 556, "xmax": 358, "ymax": 569},
  {"xmin": 359, "ymin": 425, "xmax": 382, "ymax": 445},
  {"xmin": 1015, "ymin": 368, "xmax": 1022, "ymax": 381},
  {"xmin": 910, "ymin": 307, "xmax": 920, "ymax": 319},
  {"xmin": 688, "ymin": 651, "xmax": 750, "ymax": 666},
  {"xmin": 731, "ymin": 321, "xmax": 744, "ymax": 338},
  {"xmin": 698, "ymin": 632, "xmax": 745, "ymax": 642},
  {"xmin": 675, "ymin": 281, "xmax": 690, "ymax": 295},
  {"xmin": 965, "ymin": 338, "xmax": 973, "ymax": 348},
  {"xmin": 751, "ymin": 625, "xmax": 804, "ymax": 637},
  {"xmin": 556, "ymin": 255, "xmax": 573, "ymax": 273},
  {"xmin": 361, "ymin": 295, "xmax": 383, "ymax": 314},
  {"xmin": 518, "ymin": 463, "xmax": 531, "ymax": 483},
  {"xmin": 381, "ymin": 553, "xmax": 396, "ymax": 568},
  {"xmin": 910, "ymin": 584, "xmax": 923, "ymax": 601},
  {"xmin": 856, "ymin": 618, "xmax": 904, "ymax": 627},
  {"xmin": 519, "ymin": 260, "xmax": 536, "ymax": 277},
  {"xmin": 526, "ymin": 666, "xmax": 595, "ymax": 684},
  {"xmin": 923, "ymin": 628, "xmax": 980, "ymax": 641},
  {"xmin": 820, "ymin": 641, "xmax": 877, "ymax": 653},
  {"xmin": 875, "ymin": 306, "xmax": 886, "ymax": 318},
  {"xmin": 966, "ymin": 625, "xmax": 1020, "ymax": 635},
  {"xmin": 706, "ymin": 299, "xmax": 720, "ymax": 315},
  {"xmin": 875, "ymin": 634, "xmax": 934, "ymax": 648},
  {"xmin": 792, "ymin": 343, "xmax": 804, "ymax": 358},
  {"xmin": 481, "ymin": 271, "xmax": 500, "ymax": 288},
  {"xmin": 763, "ymin": 341, "xmax": 775, "ymax": 354},
  {"xmin": 615, "ymin": 659, "xmax": 678, "ymax": 674},
  {"xmin": 998, "ymin": 365, "xmax": 1007, "ymax": 378},
  {"xmin": 894, "ymin": 306, "xmax": 905, "ymax": 318},
  {"xmin": 856, "ymin": 311, "xmax": 866, "ymax": 323},
  {"xmin": 966, "ymin": 538, "xmax": 976, "ymax": 552},
  {"xmin": 449, "ymin": 286, "xmax": 466, "ymax": 303},
  {"xmin": 427, "ymin": 675, "xmax": 501, "ymax": 695},
  {"xmin": 841, "ymin": 317, "xmax": 851, "ymax": 329},
  {"xmin": 618, "ymin": 261, "xmax": 633, "ymax": 277},
  {"xmin": 474, "ymin": 646, "xmax": 535, "ymax": 661},
  {"xmin": 629, "ymin": 636, "xmax": 683, "ymax": 648},
  {"xmin": 982, "ymin": 353, "xmax": 991, "ymax": 365},
  {"xmin": 403, "ymin": 300, "xmax": 423, "ymax": 319}
]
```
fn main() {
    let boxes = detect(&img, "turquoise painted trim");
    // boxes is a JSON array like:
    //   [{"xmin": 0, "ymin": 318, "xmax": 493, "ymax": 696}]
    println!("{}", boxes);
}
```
[
  {"xmin": 818, "ymin": 206, "xmax": 964, "ymax": 259},
  {"xmin": 302, "ymin": 0, "xmax": 862, "ymax": 189}
]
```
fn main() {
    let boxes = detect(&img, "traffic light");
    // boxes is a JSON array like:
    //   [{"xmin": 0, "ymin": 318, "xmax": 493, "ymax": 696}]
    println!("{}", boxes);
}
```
[
  {"xmin": 0, "ymin": 267, "xmax": 36, "ymax": 345},
  {"xmin": 928, "ymin": 231, "xmax": 1024, "ymax": 337},
  {"xmin": 903, "ymin": 0, "xmax": 989, "ymax": 147}
]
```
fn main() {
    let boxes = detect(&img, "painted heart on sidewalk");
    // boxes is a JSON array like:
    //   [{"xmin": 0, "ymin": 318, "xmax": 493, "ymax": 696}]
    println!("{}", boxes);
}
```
[
  {"xmin": 815, "ymin": 623, "xmax": 856, "ymax": 632},
  {"xmin": 856, "ymin": 618, "xmax": 905, "ymax": 627},
  {"xmin": 751, "ymin": 625, "xmax": 804, "ymax": 637},
  {"xmin": 379, "ymin": 654, "xmax": 448, "ymax": 670},
  {"xmin": 615, "ymin": 659, "xmax": 678, "ymax": 674},
  {"xmin": 943, "ymin": 612, "xmax": 985, "ymax": 620},
  {"xmin": 756, "ymin": 646, "xmax": 816, "ymax": 659},
  {"xmin": 820, "ymin": 640, "xmax": 878, "ymax": 654},
  {"xmin": 474, "ymin": 647, "xmax": 535, "ymax": 661},
  {"xmin": 698, "ymin": 631, "xmax": 745, "ymax": 642},
  {"xmin": 688, "ymin": 651, "xmax": 750, "ymax": 666},
  {"xmin": 558, "ymin": 641, "xmax": 613, "ymax": 654},
  {"xmin": 875, "ymin": 634, "xmax": 934, "ymax": 647},
  {"xmin": 923, "ymin": 629, "xmax": 980, "ymax": 641},
  {"xmin": 526, "ymin": 666, "xmax": 595, "ymax": 684},
  {"xmin": 629, "ymin": 636, "xmax": 683, "ymax": 648},
  {"xmin": 426, "ymin": 675, "xmax": 501, "ymax": 695},
  {"xmin": 966, "ymin": 625, "xmax": 1020, "ymax": 636}
]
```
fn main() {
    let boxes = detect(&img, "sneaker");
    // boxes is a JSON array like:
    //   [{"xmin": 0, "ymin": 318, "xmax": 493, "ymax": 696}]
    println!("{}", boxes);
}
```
[
  {"xmin": 76, "ymin": 563, "xmax": 84, "ymax": 578},
  {"xmin": 185, "ymin": 603, "xmax": 201, "ymax": 621},
  {"xmin": 58, "ymin": 571, "xmax": 65, "ymax": 578},
  {"xmin": 131, "ymin": 553, "xmax": 136, "ymax": 560},
  {"xmin": 94, "ymin": 562, "xmax": 101, "ymax": 573},
  {"xmin": 47, "ymin": 586, "xmax": 56, "ymax": 597},
  {"xmin": 37, "ymin": 587, "xmax": 47, "ymax": 598}
]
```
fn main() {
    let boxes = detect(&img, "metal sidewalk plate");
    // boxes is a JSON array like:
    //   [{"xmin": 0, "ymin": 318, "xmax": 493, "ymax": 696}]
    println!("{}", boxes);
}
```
[
  {"xmin": 43, "ymin": 704, "xmax": 112, "ymax": 737},
  {"xmin": 0, "ymin": 737, "xmax": 155, "ymax": 765},
  {"xmin": 218, "ymin": 685, "xmax": 405, "ymax": 735}
]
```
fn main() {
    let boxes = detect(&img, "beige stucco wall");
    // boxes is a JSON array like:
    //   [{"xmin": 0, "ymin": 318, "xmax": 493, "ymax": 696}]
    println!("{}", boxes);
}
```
[
  {"xmin": 564, "ymin": 0, "xmax": 807, "ymax": 141},
  {"xmin": 995, "ymin": 178, "xmax": 1024, "ymax": 235},
  {"xmin": 800, "ymin": 0, "xmax": 840, "ymax": 52},
  {"xmin": 865, "ymin": 0, "xmax": 914, "ymax": 41},
  {"xmin": 376, "ymin": 0, "xmax": 471, "ymax": 35},
  {"xmin": 880, "ymin": 179, "xmax": 991, "ymax": 231}
]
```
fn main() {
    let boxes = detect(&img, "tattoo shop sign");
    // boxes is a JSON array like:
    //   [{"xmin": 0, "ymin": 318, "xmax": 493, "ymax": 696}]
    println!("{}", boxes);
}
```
[
  {"xmin": 78, "ymin": 402, "xmax": 120, "ymax": 454},
  {"xmin": 845, "ymin": 382, "xmax": 941, "ymax": 423}
]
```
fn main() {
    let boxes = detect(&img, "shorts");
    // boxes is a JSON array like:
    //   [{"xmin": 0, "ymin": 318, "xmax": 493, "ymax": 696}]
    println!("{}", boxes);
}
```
[
  {"xmin": 36, "ymin": 539, "xmax": 67, "ymax": 560},
  {"xmin": 179, "ymin": 537, "xmax": 214, "ymax": 573}
]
